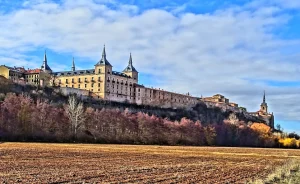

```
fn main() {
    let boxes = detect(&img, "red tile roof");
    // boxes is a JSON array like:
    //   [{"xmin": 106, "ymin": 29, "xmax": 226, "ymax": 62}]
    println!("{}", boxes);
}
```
[{"xmin": 25, "ymin": 69, "xmax": 41, "ymax": 74}]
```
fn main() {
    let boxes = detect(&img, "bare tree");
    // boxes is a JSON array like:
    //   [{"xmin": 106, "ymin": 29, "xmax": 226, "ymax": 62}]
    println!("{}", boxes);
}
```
[{"xmin": 66, "ymin": 96, "xmax": 85, "ymax": 141}]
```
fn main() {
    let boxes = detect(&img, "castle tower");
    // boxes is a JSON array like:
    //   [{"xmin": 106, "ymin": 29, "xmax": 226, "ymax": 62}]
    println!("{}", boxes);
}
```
[
  {"xmin": 94, "ymin": 45, "xmax": 112, "ymax": 99},
  {"xmin": 95, "ymin": 45, "xmax": 112, "ymax": 73},
  {"xmin": 72, "ymin": 57, "xmax": 75, "ymax": 71},
  {"xmin": 41, "ymin": 50, "xmax": 52, "ymax": 73},
  {"xmin": 123, "ymin": 53, "xmax": 138, "ymax": 82},
  {"xmin": 260, "ymin": 91, "xmax": 268, "ymax": 114}
]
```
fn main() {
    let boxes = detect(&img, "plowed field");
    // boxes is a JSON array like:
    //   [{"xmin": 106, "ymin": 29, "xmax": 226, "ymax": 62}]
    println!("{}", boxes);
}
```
[{"xmin": 1, "ymin": 143, "xmax": 300, "ymax": 183}]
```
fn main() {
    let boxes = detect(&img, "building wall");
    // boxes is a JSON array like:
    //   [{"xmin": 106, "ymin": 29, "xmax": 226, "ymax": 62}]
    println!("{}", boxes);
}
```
[
  {"xmin": 135, "ymin": 86, "xmax": 199, "ymax": 108},
  {"xmin": 25, "ymin": 73, "xmax": 40, "ymax": 85},
  {"xmin": 106, "ymin": 74, "xmax": 137, "ymax": 103},
  {"xmin": 59, "ymin": 87, "xmax": 90, "ymax": 100},
  {"xmin": 55, "ymin": 73, "xmax": 105, "ymax": 99},
  {"xmin": 54, "ymin": 65, "xmax": 138, "ymax": 102},
  {"xmin": 0, "ymin": 66, "xmax": 10, "ymax": 79}
]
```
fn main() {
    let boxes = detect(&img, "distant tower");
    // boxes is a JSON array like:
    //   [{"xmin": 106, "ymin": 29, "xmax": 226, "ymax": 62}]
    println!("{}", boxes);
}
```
[
  {"xmin": 41, "ymin": 50, "xmax": 52, "ymax": 73},
  {"xmin": 72, "ymin": 57, "xmax": 75, "ymax": 71},
  {"xmin": 260, "ymin": 90, "xmax": 268, "ymax": 114},
  {"xmin": 123, "ymin": 53, "xmax": 138, "ymax": 81}
]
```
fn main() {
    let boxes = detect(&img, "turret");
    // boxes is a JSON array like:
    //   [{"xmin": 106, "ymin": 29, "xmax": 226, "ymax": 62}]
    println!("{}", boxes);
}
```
[
  {"xmin": 123, "ymin": 53, "xmax": 138, "ymax": 81},
  {"xmin": 41, "ymin": 50, "xmax": 52, "ymax": 73}
]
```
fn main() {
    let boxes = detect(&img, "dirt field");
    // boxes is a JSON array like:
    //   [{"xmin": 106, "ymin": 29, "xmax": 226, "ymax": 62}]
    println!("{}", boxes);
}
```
[{"xmin": 0, "ymin": 143, "xmax": 300, "ymax": 183}]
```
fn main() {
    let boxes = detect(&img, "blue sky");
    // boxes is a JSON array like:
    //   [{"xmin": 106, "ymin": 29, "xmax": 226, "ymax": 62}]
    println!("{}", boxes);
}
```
[{"xmin": 0, "ymin": 0, "xmax": 300, "ymax": 133}]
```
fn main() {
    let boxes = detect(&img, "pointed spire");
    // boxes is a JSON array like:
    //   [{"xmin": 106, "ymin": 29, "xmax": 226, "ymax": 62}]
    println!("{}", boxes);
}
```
[
  {"xmin": 41, "ymin": 50, "xmax": 52, "ymax": 72},
  {"xmin": 102, "ymin": 44, "xmax": 106, "ymax": 57},
  {"xmin": 95, "ymin": 44, "xmax": 112, "ymax": 66},
  {"xmin": 129, "ymin": 52, "xmax": 133, "ymax": 65},
  {"xmin": 72, "ymin": 57, "xmax": 75, "ymax": 71},
  {"xmin": 263, "ymin": 90, "xmax": 266, "ymax": 103},
  {"xmin": 44, "ymin": 50, "xmax": 47, "ymax": 63},
  {"xmin": 123, "ymin": 53, "xmax": 138, "ymax": 73}
]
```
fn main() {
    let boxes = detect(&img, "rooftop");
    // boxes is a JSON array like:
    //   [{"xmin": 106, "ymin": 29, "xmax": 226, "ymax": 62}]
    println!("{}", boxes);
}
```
[{"xmin": 54, "ymin": 69, "xmax": 131, "ymax": 78}]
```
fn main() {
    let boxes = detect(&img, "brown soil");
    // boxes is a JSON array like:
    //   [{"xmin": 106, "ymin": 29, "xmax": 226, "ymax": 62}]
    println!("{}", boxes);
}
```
[{"xmin": 1, "ymin": 143, "xmax": 300, "ymax": 183}]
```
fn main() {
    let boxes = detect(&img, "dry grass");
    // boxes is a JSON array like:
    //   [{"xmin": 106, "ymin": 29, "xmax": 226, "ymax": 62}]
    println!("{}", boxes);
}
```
[
  {"xmin": 1, "ymin": 143, "xmax": 300, "ymax": 183},
  {"xmin": 249, "ymin": 158, "xmax": 300, "ymax": 184}
]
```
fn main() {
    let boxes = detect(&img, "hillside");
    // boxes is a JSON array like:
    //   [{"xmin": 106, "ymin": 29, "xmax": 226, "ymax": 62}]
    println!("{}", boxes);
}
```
[
  {"xmin": 0, "ymin": 76, "xmax": 264, "ymax": 126},
  {"xmin": 1, "ymin": 77, "xmax": 285, "ymax": 147}
]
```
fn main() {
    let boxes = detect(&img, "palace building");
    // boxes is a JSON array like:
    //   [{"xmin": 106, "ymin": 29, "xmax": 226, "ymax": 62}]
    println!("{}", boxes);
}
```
[
  {"xmin": 0, "ymin": 46, "xmax": 274, "ymax": 128},
  {"xmin": 0, "ymin": 46, "xmax": 201, "ymax": 108}
]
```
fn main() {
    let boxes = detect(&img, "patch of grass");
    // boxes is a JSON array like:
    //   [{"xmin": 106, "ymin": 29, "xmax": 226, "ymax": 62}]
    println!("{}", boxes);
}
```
[{"xmin": 249, "ymin": 159, "xmax": 300, "ymax": 184}]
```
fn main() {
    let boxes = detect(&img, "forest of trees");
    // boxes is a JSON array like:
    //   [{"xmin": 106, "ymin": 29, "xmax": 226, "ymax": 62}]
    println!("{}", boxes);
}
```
[
  {"xmin": 1, "ymin": 93, "xmax": 296, "ymax": 148},
  {"xmin": 0, "ymin": 77, "xmax": 299, "ymax": 148}
]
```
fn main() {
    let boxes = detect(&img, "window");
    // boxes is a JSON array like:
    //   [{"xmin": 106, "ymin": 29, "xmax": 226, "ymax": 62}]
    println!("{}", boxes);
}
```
[
  {"xmin": 98, "ymin": 68, "xmax": 101, "ymax": 74},
  {"xmin": 85, "ymin": 84, "xmax": 87, "ymax": 88},
  {"xmin": 78, "ymin": 84, "xmax": 81, "ymax": 88},
  {"xmin": 72, "ymin": 78, "xmax": 74, "ymax": 83},
  {"xmin": 98, "ymin": 83, "xmax": 100, "ymax": 87},
  {"xmin": 78, "ymin": 78, "xmax": 81, "ymax": 82},
  {"xmin": 91, "ymin": 83, "xmax": 94, "ymax": 87},
  {"xmin": 72, "ymin": 85, "xmax": 74, "ymax": 88},
  {"xmin": 66, "ymin": 79, "xmax": 68, "ymax": 83},
  {"xmin": 85, "ymin": 78, "xmax": 87, "ymax": 82},
  {"xmin": 66, "ymin": 85, "xmax": 68, "ymax": 87},
  {"xmin": 98, "ymin": 77, "xmax": 101, "ymax": 81}
]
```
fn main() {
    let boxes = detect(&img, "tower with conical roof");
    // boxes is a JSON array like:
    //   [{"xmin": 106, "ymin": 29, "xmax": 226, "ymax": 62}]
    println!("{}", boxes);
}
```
[
  {"xmin": 95, "ymin": 45, "xmax": 112, "ymax": 75},
  {"xmin": 260, "ymin": 90, "xmax": 268, "ymax": 114},
  {"xmin": 95, "ymin": 45, "xmax": 112, "ymax": 66},
  {"xmin": 41, "ymin": 50, "xmax": 52, "ymax": 73},
  {"xmin": 72, "ymin": 57, "xmax": 75, "ymax": 71},
  {"xmin": 94, "ymin": 45, "xmax": 112, "ymax": 100},
  {"xmin": 123, "ymin": 53, "xmax": 138, "ymax": 81}
]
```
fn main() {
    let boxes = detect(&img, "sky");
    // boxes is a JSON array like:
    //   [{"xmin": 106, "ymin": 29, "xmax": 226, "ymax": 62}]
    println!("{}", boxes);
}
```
[{"xmin": 0, "ymin": 0, "xmax": 300, "ymax": 133}]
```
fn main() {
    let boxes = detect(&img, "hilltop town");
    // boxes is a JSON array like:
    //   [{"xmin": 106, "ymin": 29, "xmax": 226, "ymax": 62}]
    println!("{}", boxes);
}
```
[{"xmin": 0, "ymin": 46, "xmax": 274, "ymax": 128}]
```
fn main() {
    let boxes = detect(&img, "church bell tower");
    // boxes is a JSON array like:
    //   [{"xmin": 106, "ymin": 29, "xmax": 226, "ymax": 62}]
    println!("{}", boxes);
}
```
[{"xmin": 260, "ymin": 91, "xmax": 268, "ymax": 114}]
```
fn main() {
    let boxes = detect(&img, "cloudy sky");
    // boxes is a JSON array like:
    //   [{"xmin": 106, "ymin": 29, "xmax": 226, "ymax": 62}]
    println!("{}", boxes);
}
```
[{"xmin": 0, "ymin": 0, "xmax": 300, "ymax": 133}]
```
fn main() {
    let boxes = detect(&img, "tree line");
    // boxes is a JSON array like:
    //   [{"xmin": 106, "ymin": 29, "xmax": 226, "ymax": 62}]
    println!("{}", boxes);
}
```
[{"xmin": 1, "ymin": 93, "xmax": 295, "ymax": 148}]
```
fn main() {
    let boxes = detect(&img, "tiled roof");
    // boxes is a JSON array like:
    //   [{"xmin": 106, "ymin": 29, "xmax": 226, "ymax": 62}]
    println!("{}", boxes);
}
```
[
  {"xmin": 25, "ymin": 69, "xmax": 41, "ymax": 74},
  {"xmin": 112, "ymin": 71, "xmax": 130, "ymax": 78},
  {"xmin": 53, "ymin": 69, "xmax": 95, "ymax": 76},
  {"xmin": 54, "ymin": 70, "xmax": 131, "ymax": 78}
]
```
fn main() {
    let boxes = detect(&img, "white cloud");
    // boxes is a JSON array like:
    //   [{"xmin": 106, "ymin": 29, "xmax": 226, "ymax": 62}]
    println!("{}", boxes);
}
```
[{"xmin": 0, "ymin": 0, "xmax": 300, "ymax": 129}]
